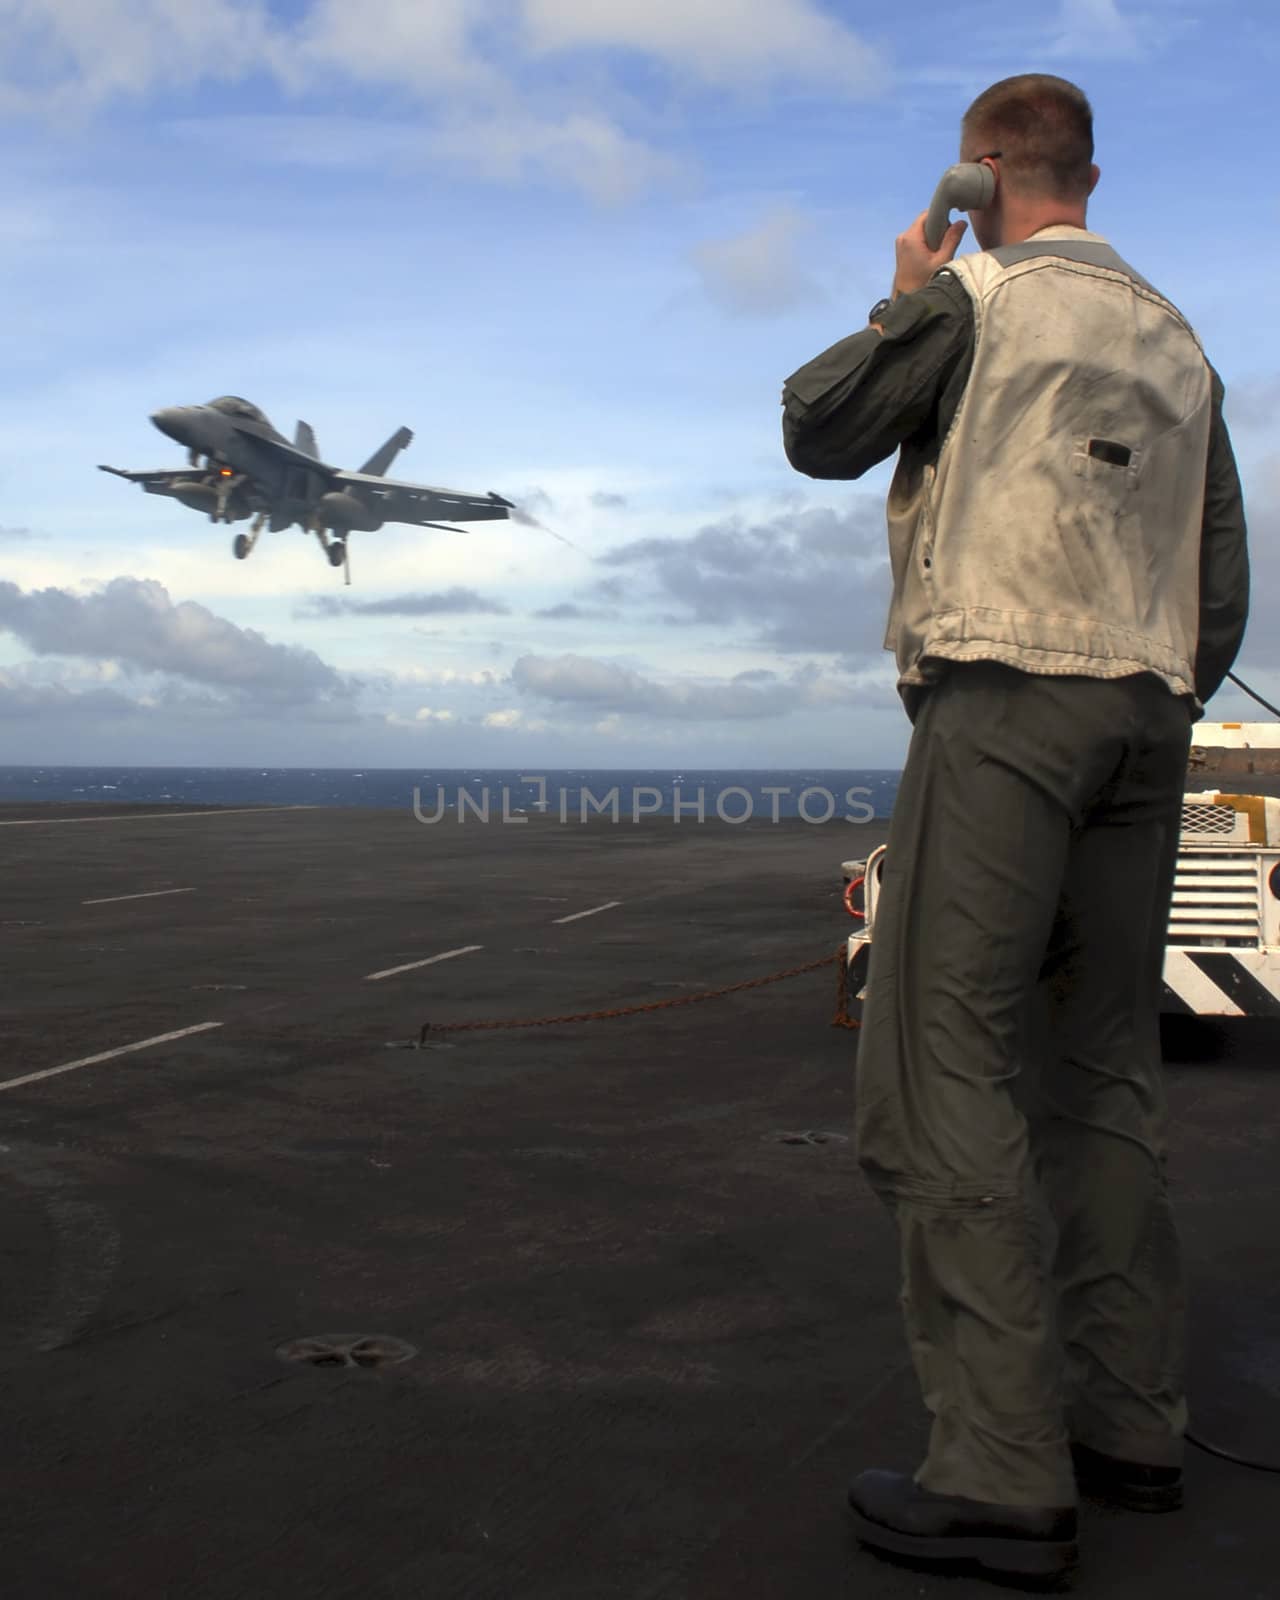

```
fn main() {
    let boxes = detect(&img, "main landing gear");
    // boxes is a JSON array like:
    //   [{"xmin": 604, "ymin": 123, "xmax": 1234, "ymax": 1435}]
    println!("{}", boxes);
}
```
[
  {"xmin": 308, "ymin": 521, "xmax": 351, "ymax": 584},
  {"xmin": 232, "ymin": 513, "xmax": 267, "ymax": 560}
]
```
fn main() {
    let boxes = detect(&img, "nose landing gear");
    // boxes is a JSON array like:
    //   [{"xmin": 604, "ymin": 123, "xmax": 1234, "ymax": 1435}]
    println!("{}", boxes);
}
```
[{"xmin": 209, "ymin": 471, "xmax": 248, "ymax": 523}]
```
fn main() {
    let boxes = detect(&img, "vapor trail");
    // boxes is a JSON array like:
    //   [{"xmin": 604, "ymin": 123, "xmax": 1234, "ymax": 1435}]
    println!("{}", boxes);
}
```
[{"xmin": 510, "ymin": 506, "xmax": 587, "ymax": 555}]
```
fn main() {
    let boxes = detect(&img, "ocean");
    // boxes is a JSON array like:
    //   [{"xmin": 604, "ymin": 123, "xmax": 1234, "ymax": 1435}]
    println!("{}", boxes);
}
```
[{"xmin": 0, "ymin": 766, "xmax": 901, "ymax": 820}]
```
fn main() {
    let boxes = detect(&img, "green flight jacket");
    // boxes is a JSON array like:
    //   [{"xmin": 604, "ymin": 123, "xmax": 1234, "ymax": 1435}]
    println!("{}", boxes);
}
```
[{"xmin": 780, "ymin": 228, "xmax": 1248, "ymax": 716}]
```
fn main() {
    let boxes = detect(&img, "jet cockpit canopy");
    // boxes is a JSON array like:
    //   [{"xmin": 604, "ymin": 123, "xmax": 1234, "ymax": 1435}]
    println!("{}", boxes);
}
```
[{"xmin": 206, "ymin": 396, "xmax": 270, "ymax": 426}]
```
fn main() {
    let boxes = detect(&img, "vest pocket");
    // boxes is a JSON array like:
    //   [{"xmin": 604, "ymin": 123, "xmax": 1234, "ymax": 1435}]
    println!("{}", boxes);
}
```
[{"xmin": 1072, "ymin": 436, "xmax": 1142, "ymax": 486}]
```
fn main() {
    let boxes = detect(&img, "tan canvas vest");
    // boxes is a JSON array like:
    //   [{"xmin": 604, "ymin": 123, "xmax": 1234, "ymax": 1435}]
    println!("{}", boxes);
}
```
[{"xmin": 884, "ymin": 225, "xmax": 1213, "ymax": 702}]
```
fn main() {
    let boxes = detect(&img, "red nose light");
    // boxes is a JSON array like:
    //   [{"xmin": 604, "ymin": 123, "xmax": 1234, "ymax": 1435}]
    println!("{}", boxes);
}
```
[{"xmin": 219, "ymin": 468, "xmax": 233, "ymax": 477}]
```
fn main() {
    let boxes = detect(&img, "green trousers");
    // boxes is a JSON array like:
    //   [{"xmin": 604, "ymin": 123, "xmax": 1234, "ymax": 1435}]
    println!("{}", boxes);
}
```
[{"xmin": 856, "ymin": 661, "xmax": 1193, "ymax": 1507}]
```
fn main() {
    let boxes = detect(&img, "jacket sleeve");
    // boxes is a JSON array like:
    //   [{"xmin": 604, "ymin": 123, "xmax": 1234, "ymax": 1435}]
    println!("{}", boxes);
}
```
[
  {"xmin": 1193, "ymin": 366, "xmax": 1250, "ymax": 707},
  {"xmin": 781, "ymin": 274, "xmax": 973, "ymax": 480}
]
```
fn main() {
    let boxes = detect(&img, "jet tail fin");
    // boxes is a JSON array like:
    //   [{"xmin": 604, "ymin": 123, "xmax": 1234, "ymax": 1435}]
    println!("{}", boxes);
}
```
[
  {"xmin": 360, "ymin": 426, "xmax": 413, "ymax": 477},
  {"xmin": 295, "ymin": 421, "xmax": 319, "ymax": 457}
]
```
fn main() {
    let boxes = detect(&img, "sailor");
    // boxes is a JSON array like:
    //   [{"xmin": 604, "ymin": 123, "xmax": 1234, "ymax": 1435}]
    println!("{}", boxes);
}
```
[{"xmin": 782, "ymin": 74, "xmax": 1249, "ymax": 1579}]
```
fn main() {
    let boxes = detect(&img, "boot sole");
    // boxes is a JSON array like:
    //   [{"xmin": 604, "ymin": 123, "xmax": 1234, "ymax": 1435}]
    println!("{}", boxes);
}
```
[
  {"xmin": 1076, "ymin": 1477, "xmax": 1183, "ymax": 1513},
  {"xmin": 849, "ymin": 1508, "xmax": 1080, "ymax": 1577}
]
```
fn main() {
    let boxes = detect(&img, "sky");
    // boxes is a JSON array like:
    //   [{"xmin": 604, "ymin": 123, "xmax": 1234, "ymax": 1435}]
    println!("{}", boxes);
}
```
[{"xmin": 0, "ymin": 0, "xmax": 1276, "ymax": 769}]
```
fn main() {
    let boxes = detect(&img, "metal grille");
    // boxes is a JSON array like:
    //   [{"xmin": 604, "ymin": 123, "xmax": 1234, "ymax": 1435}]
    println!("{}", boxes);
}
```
[
  {"xmin": 1167, "ymin": 851, "xmax": 1260, "ymax": 947},
  {"xmin": 1180, "ymin": 801, "xmax": 1238, "ymax": 836}
]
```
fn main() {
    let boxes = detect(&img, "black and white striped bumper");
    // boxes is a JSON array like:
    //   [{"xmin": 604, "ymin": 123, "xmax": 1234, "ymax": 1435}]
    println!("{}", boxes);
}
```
[
  {"xmin": 1161, "ymin": 949, "xmax": 1280, "ymax": 1017},
  {"xmin": 846, "ymin": 936, "xmax": 1280, "ymax": 1019}
]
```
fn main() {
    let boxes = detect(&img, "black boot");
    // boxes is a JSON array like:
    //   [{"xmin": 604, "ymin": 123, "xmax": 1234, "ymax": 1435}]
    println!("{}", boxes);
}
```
[
  {"xmin": 847, "ymin": 1469, "xmax": 1079, "ymax": 1579},
  {"xmin": 1070, "ymin": 1441, "xmax": 1183, "ymax": 1512}
]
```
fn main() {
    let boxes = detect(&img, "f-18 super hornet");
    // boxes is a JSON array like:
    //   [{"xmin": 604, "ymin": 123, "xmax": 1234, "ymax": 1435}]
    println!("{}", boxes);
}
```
[{"xmin": 99, "ymin": 396, "xmax": 514, "ymax": 582}]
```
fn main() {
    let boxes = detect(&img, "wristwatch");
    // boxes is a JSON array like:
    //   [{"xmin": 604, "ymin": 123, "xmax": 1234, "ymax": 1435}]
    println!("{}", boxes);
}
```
[{"xmin": 868, "ymin": 296, "xmax": 893, "ymax": 326}]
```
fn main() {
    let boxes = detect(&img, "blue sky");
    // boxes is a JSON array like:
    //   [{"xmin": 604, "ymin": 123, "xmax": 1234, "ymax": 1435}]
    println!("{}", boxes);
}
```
[{"xmin": 0, "ymin": 0, "xmax": 1275, "ymax": 768}]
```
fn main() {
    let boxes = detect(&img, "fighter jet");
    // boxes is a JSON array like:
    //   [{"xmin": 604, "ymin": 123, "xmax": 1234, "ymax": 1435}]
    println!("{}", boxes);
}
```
[{"xmin": 99, "ymin": 396, "xmax": 514, "ymax": 582}]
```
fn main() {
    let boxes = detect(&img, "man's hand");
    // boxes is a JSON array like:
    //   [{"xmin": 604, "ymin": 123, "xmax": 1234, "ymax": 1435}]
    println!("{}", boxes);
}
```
[{"xmin": 891, "ymin": 210, "xmax": 967, "ymax": 301}]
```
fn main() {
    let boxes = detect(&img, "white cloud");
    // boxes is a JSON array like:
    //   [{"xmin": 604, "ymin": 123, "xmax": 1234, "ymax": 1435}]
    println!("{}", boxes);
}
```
[
  {"xmin": 0, "ymin": 514, "xmax": 551, "ymax": 606},
  {"xmin": 426, "ymin": 107, "xmax": 683, "ymax": 206},
  {"xmin": 0, "ymin": 666, "xmax": 141, "ymax": 719},
  {"xmin": 598, "ymin": 502, "xmax": 889, "ymax": 654},
  {"xmin": 511, "ymin": 651, "xmax": 890, "ymax": 721},
  {"xmin": 481, "ymin": 706, "xmax": 547, "ymax": 730},
  {"xmin": 388, "ymin": 666, "xmax": 500, "ymax": 687},
  {"xmin": 299, "ymin": 587, "xmax": 512, "ymax": 619},
  {"xmin": 0, "ymin": 0, "xmax": 277, "ymax": 118},
  {"xmin": 1045, "ymin": 0, "xmax": 1144, "ymax": 60},
  {"xmin": 0, "ymin": 1, "xmax": 888, "ymax": 203},
  {"xmin": 10, "ymin": 654, "xmax": 123, "ymax": 687},
  {"xmin": 0, "ymin": 576, "xmax": 352, "ymax": 705},
  {"xmin": 1234, "ymin": 452, "xmax": 1280, "ymax": 670},
  {"xmin": 162, "ymin": 115, "xmax": 431, "ymax": 174},
  {"xmin": 385, "ymin": 705, "xmax": 458, "ymax": 727},
  {"xmin": 691, "ymin": 205, "xmax": 825, "ymax": 318},
  {"xmin": 0, "ymin": 538, "xmax": 347, "ymax": 604},
  {"xmin": 0, "ymin": 1, "xmax": 674, "ymax": 204},
  {"xmin": 520, "ymin": 0, "xmax": 885, "ymax": 92},
  {"xmin": 286, "ymin": 0, "xmax": 492, "ymax": 92}
]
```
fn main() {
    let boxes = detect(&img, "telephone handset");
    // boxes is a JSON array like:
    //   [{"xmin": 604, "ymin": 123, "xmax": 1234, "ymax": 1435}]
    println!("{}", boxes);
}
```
[{"xmin": 924, "ymin": 162, "xmax": 996, "ymax": 251}]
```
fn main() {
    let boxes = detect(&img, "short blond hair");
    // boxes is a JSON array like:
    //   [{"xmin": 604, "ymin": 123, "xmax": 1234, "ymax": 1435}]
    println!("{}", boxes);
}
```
[{"xmin": 962, "ymin": 74, "xmax": 1094, "ymax": 201}]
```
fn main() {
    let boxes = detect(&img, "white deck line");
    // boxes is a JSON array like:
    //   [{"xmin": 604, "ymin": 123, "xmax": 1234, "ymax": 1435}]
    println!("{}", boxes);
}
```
[
  {"xmin": 0, "ymin": 1023, "xmax": 224, "ymax": 1094},
  {"xmin": 82, "ymin": 887, "xmax": 199, "ymax": 907},
  {"xmin": 552, "ymin": 900, "xmax": 623, "ymax": 925},
  {"xmin": 0, "ymin": 806, "xmax": 316, "ymax": 827},
  {"xmin": 364, "ymin": 944, "xmax": 484, "ymax": 982}
]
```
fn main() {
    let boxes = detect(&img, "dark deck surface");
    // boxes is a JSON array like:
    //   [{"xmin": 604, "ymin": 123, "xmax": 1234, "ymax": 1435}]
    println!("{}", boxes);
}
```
[{"xmin": 1, "ymin": 802, "xmax": 1277, "ymax": 1598}]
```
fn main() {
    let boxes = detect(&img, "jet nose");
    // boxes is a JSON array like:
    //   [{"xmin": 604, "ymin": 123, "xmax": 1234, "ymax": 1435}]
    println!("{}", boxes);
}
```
[{"xmin": 150, "ymin": 406, "xmax": 194, "ymax": 444}]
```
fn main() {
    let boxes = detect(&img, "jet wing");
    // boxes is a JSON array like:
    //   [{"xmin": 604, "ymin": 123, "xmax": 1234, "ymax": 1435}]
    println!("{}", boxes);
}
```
[
  {"xmin": 98, "ymin": 464, "xmax": 237, "ymax": 501},
  {"xmin": 99, "ymin": 464, "xmax": 198, "ymax": 484},
  {"xmin": 333, "ymin": 471, "xmax": 514, "ymax": 525}
]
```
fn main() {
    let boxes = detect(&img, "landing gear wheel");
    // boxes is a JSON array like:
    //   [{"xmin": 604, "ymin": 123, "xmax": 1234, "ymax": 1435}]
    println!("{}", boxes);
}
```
[
  {"xmin": 233, "ymin": 533, "xmax": 251, "ymax": 560},
  {"xmin": 328, "ymin": 541, "xmax": 346, "ymax": 568}
]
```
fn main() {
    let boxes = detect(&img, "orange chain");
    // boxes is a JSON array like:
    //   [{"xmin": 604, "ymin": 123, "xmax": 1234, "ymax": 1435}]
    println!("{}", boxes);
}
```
[{"xmin": 417, "ymin": 944, "xmax": 862, "ymax": 1042}]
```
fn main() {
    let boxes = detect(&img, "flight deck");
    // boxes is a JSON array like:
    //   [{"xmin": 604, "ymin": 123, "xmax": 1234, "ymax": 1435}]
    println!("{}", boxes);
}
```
[{"xmin": 1, "ymin": 802, "xmax": 1277, "ymax": 1597}]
